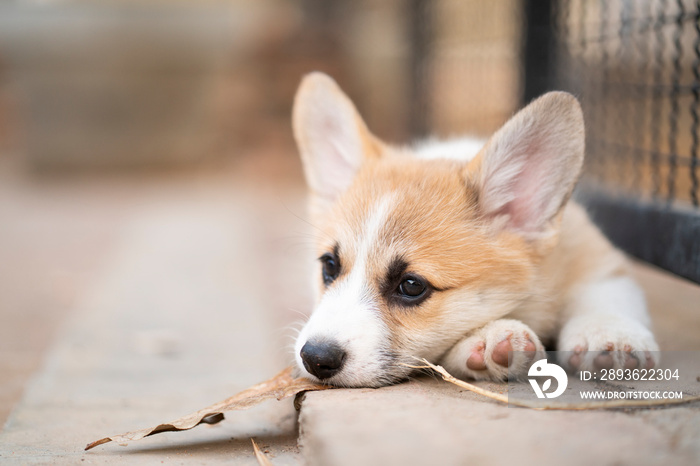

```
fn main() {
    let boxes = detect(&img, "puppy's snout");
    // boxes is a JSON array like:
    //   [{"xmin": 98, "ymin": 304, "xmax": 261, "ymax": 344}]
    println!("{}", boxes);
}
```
[{"xmin": 300, "ymin": 340, "xmax": 347, "ymax": 380}]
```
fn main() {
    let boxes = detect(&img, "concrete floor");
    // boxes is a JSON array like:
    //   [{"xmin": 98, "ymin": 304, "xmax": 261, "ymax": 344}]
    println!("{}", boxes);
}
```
[
  {"xmin": 0, "ymin": 143, "xmax": 313, "ymax": 464},
  {"xmin": 1, "ymin": 145, "xmax": 699, "ymax": 465}
]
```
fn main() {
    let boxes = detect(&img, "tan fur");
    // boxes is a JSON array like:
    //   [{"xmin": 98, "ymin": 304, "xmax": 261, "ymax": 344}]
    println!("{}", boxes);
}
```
[
  {"xmin": 293, "ymin": 72, "xmax": 657, "ymax": 386},
  {"xmin": 309, "ymin": 144, "xmax": 626, "ymax": 362}
]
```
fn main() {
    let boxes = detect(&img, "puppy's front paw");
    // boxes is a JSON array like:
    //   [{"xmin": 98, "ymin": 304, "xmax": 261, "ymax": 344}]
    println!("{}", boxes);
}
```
[
  {"xmin": 440, "ymin": 319, "xmax": 546, "ymax": 381},
  {"xmin": 558, "ymin": 315, "xmax": 659, "ymax": 372}
]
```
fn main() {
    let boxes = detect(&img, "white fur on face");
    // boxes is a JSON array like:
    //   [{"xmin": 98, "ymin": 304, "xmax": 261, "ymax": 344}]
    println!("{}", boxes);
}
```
[
  {"xmin": 294, "ymin": 269, "xmax": 392, "ymax": 387},
  {"xmin": 295, "ymin": 195, "xmax": 398, "ymax": 387}
]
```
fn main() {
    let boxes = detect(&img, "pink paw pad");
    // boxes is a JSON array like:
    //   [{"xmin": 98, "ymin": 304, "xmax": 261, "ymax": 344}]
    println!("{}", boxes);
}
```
[
  {"xmin": 492, "ymin": 332, "xmax": 536, "ymax": 368},
  {"xmin": 568, "ymin": 345, "xmax": 585, "ymax": 369},
  {"xmin": 644, "ymin": 351, "xmax": 655, "ymax": 369},
  {"xmin": 623, "ymin": 345, "xmax": 638, "ymax": 369},
  {"xmin": 466, "ymin": 342, "xmax": 487, "ymax": 371},
  {"xmin": 593, "ymin": 343, "xmax": 615, "ymax": 370},
  {"xmin": 569, "ymin": 344, "xmax": 655, "ymax": 370}
]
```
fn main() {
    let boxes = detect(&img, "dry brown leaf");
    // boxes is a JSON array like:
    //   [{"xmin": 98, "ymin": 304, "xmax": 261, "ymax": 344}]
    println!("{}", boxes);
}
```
[
  {"xmin": 85, "ymin": 366, "xmax": 329, "ymax": 451},
  {"xmin": 251, "ymin": 438, "xmax": 273, "ymax": 466},
  {"xmin": 412, "ymin": 359, "xmax": 700, "ymax": 410}
]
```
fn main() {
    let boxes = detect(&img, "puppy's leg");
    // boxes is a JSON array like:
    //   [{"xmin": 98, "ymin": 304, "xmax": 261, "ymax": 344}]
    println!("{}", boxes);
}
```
[
  {"xmin": 440, "ymin": 319, "xmax": 546, "ymax": 381},
  {"xmin": 557, "ymin": 275, "xmax": 659, "ymax": 371}
]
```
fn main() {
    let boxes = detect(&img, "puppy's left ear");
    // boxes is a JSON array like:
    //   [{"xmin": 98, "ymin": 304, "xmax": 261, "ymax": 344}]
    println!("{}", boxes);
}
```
[
  {"xmin": 467, "ymin": 92, "xmax": 585, "ymax": 240},
  {"xmin": 293, "ymin": 72, "xmax": 381, "ymax": 205}
]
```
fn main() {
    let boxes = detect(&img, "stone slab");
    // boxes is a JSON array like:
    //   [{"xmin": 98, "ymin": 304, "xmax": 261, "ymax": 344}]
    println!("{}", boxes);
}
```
[
  {"xmin": 300, "ymin": 377, "xmax": 700, "ymax": 466},
  {"xmin": 0, "ymin": 179, "xmax": 304, "ymax": 464}
]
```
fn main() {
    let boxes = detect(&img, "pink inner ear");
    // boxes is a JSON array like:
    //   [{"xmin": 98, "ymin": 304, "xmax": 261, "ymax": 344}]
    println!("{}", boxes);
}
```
[
  {"xmin": 504, "ymin": 139, "xmax": 553, "ymax": 232},
  {"xmin": 476, "ymin": 92, "xmax": 584, "ymax": 236},
  {"xmin": 304, "ymin": 104, "xmax": 364, "ymax": 199},
  {"xmin": 484, "ymin": 132, "xmax": 568, "ymax": 234}
]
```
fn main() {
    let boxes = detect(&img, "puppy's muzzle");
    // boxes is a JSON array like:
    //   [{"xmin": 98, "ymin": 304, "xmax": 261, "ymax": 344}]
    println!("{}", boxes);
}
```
[{"xmin": 300, "ymin": 340, "xmax": 347, "ymax": 380}]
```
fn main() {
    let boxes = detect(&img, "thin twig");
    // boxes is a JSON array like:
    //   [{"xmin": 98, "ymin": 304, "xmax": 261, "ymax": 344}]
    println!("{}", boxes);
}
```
[
  {"xmin": 251, "ymin": 438, "xmax": 273, "ymax": 466},
  {"xmin": 406, "ymin": 359, "xmax": 700, "ymax": 410}
]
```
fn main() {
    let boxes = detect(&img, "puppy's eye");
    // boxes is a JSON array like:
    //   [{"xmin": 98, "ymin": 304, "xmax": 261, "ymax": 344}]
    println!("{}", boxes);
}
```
[
  {"xmin": 397, "ymin": 275, "xmax": 427, "ymax": 299},
  {"xmin": 320, "ymin": 253, "xmax": 340, "ymax": 285}
]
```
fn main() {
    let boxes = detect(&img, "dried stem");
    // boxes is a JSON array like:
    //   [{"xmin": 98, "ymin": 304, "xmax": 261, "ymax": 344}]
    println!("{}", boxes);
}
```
[{"xmin": 407, "ymin": 359, "xmax": 700, "ymax": 410}]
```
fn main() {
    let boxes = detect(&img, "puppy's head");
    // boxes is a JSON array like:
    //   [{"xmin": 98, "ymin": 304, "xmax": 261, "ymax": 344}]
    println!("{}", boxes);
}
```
[{"xmin": 292, "ymin": 72, "xmax": 584, "ymax": 387}]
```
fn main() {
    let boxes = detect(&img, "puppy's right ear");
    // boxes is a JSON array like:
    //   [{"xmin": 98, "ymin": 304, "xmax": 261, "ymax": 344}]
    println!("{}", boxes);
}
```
[{"xmin": 293, "ymin": 72, "xmax": 381, "ymax": 204}]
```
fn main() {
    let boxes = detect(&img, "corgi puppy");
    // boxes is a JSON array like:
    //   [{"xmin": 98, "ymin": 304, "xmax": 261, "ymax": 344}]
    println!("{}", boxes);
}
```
[{"xmin": 292, "ymin": 72, "xmax": 659, "ymax": 387}]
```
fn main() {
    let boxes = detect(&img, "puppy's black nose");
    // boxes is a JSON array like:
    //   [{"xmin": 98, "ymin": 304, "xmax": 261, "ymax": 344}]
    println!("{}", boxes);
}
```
[{"xmin": 300, "ymin": 340, "xmax": 346, "ymax": 380}]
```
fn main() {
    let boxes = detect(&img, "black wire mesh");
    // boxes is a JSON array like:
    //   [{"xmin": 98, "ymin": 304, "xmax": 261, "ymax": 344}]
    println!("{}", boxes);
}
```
[
  {"xmin": 403, "ymin": 0, "xmax": 699, "ymax": 280},
  {"xmin": 552, "ymin": 0, "xmax": 700, "ymax": 209}
]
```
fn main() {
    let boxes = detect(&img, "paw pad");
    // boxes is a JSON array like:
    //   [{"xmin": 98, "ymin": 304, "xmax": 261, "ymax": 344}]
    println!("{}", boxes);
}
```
[
  {"xmin": 491, "ymin": 332, "xmax": 513, "ymax": 367},
  {"xmin": 466, "ymin": 341, "xmax": 486, "ymax": 371},
  {"xmin": 491, "ymin": 331, "xmax": 537, "ymax": 368},
  {"xmin": 566, "ymin": 344, "xmax": 657, "ymax": 371},
  {"xmin": 568, "ymin": 345, "xmax": 585, "ymax": 369}
]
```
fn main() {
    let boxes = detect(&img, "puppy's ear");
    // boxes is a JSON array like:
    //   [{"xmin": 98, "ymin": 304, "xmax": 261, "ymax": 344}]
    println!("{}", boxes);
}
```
[
  {"xmin": 293, "ymin": 72, "xmax": 381, "ymax": 204},
  {"xmin": 467, "ymin": 92, "xmax": 585, "ymax": 239}
]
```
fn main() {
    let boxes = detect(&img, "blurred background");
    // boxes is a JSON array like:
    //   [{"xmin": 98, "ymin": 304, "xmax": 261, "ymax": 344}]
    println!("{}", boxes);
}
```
[
  {"xmin": 0, "ymin": 0, "xmax": 528, "ymax": 427},
  {"xmin": 1, "ymin": 0, "xmax": 699, "ymax": 445}
]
